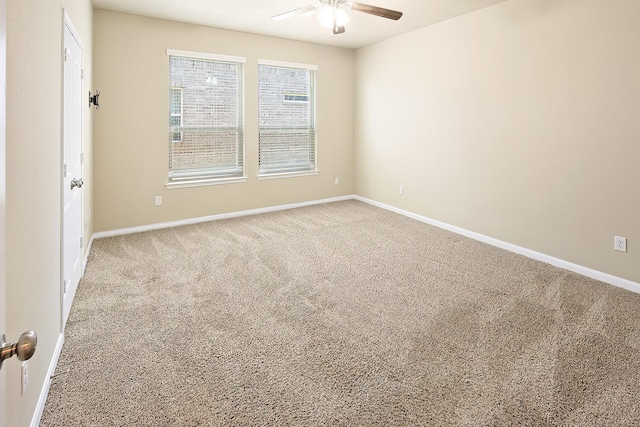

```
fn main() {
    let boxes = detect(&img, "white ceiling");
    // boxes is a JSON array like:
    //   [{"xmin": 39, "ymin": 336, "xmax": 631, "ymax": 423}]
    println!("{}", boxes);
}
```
[{"xmin": 91, "ymin": 0, "xmax": 507, "ymax": 49}]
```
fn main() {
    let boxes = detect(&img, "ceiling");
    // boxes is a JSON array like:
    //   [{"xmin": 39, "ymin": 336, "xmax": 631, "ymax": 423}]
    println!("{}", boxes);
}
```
[{"xmin": 91, "ymin": 0, "xmax": 507, "ymax": 49}]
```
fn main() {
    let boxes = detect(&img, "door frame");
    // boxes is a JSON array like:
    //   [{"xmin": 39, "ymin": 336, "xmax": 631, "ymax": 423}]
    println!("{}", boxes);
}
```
[{"xmin": 60, "ymin": 10, "xmax": 84, "ymax": 332}]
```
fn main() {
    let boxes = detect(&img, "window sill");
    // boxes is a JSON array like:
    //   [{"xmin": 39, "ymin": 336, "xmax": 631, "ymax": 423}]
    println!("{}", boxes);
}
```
[
  {"xmin": 166, "ymin": 176, "xmax": 247, "ymax": 189},
  {"xmin": 257, "ymin": 170, "xmax": 319, "ymax": 181}
]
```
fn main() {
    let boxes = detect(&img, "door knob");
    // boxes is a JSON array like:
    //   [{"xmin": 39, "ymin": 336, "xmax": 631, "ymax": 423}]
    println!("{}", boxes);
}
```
[
  {"xmin": 71, "ymin": 178, "xmax": 84, "ymax": 189},
  {"xmin": 0, "ymin": 331, "xmax": 37, "ymax": 370}
]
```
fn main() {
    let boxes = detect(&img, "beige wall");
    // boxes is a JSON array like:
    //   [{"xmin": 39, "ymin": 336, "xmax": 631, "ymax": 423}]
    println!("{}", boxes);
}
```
[
  {"xmin": 92, "ymin": 10, "xmax": 355, "ymax": 232},
  {"xmin": 355, "ymin": 0, "xmax": 640, "ymax": 283},
  {"xmin": 5, "ymin": 0, "xmax": 92, "ymax": 426},
  {"xmin": 1, "ymin": 0, "xmax": 639, "ymax": 424},
  {"xmin": 2, "ymin": 0, "xmax": 637, "ymax": 424}
]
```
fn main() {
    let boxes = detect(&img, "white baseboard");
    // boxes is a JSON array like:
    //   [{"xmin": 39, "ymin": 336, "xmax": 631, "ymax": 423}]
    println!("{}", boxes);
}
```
[
  {"xmin": 92, "ymin": 195, "xmax": 354, "ymax": 239},
  {"xmin": 90, "ymin": 194, "xmax": 639, "ymax": 294},
  {"xmin": 30, "ymin": 332, "xmax": 64, "ymax": 427},
  {"xmin": 43, "ymin": 194, "xmax": 637, "ymax": 426},
  {"xmin": 354, "ymin": 195, "xmax": 640, "ymax": 295},
  {"xmin": 83, "ymin": 234, "xmax": 94, "ymax": 275}
]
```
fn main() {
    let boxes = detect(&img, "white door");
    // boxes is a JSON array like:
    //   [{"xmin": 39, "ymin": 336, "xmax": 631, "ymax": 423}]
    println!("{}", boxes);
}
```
[{"xmin": 62, "ymin": 14, "xmax": 83, "ymax": 328}]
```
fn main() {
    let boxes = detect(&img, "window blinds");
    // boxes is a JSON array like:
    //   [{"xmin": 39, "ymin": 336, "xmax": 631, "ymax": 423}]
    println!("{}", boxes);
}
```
[
  {"xmin": 258, "ymin": 62, "xmax": 317, "ymax": 176},
  {"xmin": 168, "ymin": 52, "xmax": 245, "ymax": 182},
  {"xmin": 169, "ymin": 87, "xmax": 183, "ymax": 143}
]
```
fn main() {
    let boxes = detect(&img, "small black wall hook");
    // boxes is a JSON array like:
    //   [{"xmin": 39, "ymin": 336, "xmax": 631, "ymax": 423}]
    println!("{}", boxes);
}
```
[{"xmin": 89, "ymin": 90, "xmax": 100, "ymax": 109}]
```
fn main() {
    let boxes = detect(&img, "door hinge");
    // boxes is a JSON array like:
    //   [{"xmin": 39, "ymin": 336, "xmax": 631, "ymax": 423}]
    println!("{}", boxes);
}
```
[
  {"xmin": 80, "ymin": 237, "xmax": 84, "ymax": 248},
  {"xmin": 81, "ymin": 69, "xmax": 84, "ymax": 80},
  {"xmin": 63, "ymin": 163, "xmax": 67, "ymax": 178},
  {"xmin": 64, "ymin": 48, "xmax": 70, "ymax": 62},
  {"xmin": 80, "ymin": 153, "xmax": 84, "ymax": 164}
]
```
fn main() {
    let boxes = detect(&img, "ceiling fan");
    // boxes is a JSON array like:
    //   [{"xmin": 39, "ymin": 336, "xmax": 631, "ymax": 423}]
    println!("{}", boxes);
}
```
[{"xmin": 272, "ymin": 0, "xmax": 403, "ymax": 35}]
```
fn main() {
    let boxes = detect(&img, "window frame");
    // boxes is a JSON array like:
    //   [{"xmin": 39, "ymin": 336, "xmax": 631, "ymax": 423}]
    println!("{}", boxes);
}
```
[
  {"xmin": 257, "ymin": 59, "xmax": 319, "ymax": 180},
  {"xmin": 165, "ymin": 49, "xmax": 247, "ymax": 189}
]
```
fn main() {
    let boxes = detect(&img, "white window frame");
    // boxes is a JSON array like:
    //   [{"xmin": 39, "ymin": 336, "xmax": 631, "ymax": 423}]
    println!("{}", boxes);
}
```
[
  {"xmin": 257, "ymin": 59, "xmax": 319, "ymax": 179},
  {"xmin": 166, "ymin": 49, "xmax": 247, "ymax": 189}
]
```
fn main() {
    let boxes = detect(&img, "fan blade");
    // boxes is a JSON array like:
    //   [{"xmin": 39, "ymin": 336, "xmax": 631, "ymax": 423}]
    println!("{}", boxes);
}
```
[
  {"xmin": 347, "ymin": 2, "xmax": 403, "ymax": 20},
  {"xmin": 271, "ymin": 4, "xmax": 322, "ymax": 21}
]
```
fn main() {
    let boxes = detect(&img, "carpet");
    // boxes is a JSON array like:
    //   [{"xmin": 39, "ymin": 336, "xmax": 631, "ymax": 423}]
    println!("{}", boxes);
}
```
[{"xmin": 40, "ymin": 200, "xmax": 640, "ymax": 425}]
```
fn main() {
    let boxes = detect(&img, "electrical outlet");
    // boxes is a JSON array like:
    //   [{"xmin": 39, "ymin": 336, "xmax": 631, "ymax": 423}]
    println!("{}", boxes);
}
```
[
  {"xmin": 399, "ymin": 185, "xmax": 403, "ymax": 195},
  {"xmin": 155, "ymin": 196, "xmax": 162, "ymax": 206},
  {"xmin": 334, "ymin": 177, "xmax": 339, "ymax": 185},
  {"xmin": 21, "ymin": 361, "xmax": 28, "ymax": 396},
  {"xmin": 614, "ymin": 236, "xmax": 627, "ymax": 252}
]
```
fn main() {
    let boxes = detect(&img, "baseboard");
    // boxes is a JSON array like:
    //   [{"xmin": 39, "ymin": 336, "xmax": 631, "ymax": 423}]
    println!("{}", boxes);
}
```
[
  {"xmin": 92, "ymin": 195, "xmax": 355, "ymax": 240},
  {"xmin": 354, "ymin": 195, "xmax": 640, "ymax": 295},
  {"xmin": 82, "ymin": 234, "xmax": 94, "ymax": 275},
  {"xmin": 90, "ymin": 193, "xmax": 639, "ymax": 294},
  {"xmin": 50, "ymin": 193, "xmax": 639, "ymax": 425},
  {"xmin": 30, "ymin": 332, "xmax": 64, "ymax": 427}
]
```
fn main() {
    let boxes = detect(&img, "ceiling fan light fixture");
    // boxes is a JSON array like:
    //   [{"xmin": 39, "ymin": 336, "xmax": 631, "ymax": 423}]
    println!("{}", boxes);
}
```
[
  {"xmin": 271, "ymin": 1, "xmax": 402, "ymax": 37},
  {"xmin": 318, "ymin": 5, "xmax": 350, "ymax": 29}
]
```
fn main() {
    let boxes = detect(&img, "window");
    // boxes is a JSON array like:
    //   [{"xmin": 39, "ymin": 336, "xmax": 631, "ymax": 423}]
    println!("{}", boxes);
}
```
[
  {"xmin": 258, "ymin": 60, "xmax": 318, "ymax": 177},
  {"xmin": 167, "ymin": 50, "xmax": 246, "ymax": 185}
]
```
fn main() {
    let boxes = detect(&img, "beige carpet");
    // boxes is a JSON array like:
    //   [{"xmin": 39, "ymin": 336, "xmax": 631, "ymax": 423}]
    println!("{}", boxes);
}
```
[{"xmin": 41, "ymin": 200, "xmax": 640, "ymax": 426}]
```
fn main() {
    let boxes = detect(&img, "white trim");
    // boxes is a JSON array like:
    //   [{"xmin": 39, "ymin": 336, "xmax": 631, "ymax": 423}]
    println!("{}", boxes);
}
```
[
  {"xmin": 92, "ymin": 195, "xmax": 354, "ymax": 239},
  {"xmin": 354, "ymin": 196, "xmax": 640, "ymax": 295},
  {"xmin": 33, "ymin": 195, "xmax": 640, "ymax": 426},
  {"xmin": 63, "ymin": 10, "xmax": 83, "ymax": 51},
  {"xmin": 258, "ymin": 58, "xmax": 318, "ymax": 71},
  {"xmin": 92, "ymin": 194, "xmax": 640, "ymax": 294},
  {"xmin": 166, "ymin": 176, "xmax": 248, "ymax": 189},
  {"xmin": 257, "ymin": 170, "xmax": 319, "ymax": 180},
  {"xmin": 166, "ymin": 49, "xmax": 246, "ymax": 64},
  {"xmin": 83, "ymin": 233, "xmax": 94, "ymax": 275},
  {"xmin": 30, "ymin": 333, "xmax": 64, "ymax": 427}
]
